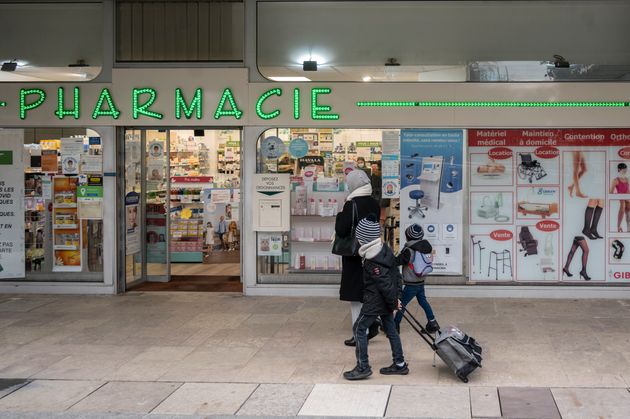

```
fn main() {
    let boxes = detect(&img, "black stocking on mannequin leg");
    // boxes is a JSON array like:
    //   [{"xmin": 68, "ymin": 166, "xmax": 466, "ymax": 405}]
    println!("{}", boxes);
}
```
[
  {"xmin": 582, "ymin": 206, "xmax": 596, "ymax": 239},
  {"xmin": 589, "ymin": 205, "xmax": 603, "ymax": 239},
  {"xmin": 578, "ymin": 238, "xmax": 591, "ymax": 280},
  {"xmin": 563, "ymin": 237, "xmax": 580, "ymax": 277}
]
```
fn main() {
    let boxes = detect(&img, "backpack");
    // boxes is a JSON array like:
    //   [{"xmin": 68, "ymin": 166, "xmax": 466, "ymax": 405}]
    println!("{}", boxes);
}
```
[{"xmin": 409, "ymin": 250, "xmax": 433, "ymax": 277}]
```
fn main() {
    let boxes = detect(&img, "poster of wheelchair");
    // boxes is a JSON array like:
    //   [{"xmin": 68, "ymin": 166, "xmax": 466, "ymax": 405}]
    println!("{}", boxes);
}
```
[
  {"xmin": 469, "ymin": 128, "xmax": 630, "ymax": 283},
  {"xmin": 399, "ymin": 129, "xmax": 464, "ymax": 275}
]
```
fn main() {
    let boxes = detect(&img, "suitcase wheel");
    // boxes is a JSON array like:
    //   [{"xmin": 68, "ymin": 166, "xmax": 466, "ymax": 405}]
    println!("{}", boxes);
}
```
[{"xmin": 457, "ymin": 373, "xmax": 469, "ymax": 383}]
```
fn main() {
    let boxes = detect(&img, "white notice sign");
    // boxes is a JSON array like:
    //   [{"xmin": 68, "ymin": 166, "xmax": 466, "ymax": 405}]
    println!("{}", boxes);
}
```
[
  {"xmin": 253, "ymin": 174, "xmax": 290, "ymax": 231},
  {"xmin": 0, "ymin": 130, "xmax": 25, "ymax": 279}
]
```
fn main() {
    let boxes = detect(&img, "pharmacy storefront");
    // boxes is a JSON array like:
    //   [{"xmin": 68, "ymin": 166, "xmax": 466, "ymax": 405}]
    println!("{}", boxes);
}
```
[{"xmin": 1, "ymin": 68, "xmax": 630, "ymax": 297}]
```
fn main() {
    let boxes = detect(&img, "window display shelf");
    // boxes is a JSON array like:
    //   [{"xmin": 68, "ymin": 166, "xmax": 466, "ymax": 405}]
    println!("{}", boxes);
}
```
[
  {"xmin": 290, "ymin": 240, "xmax": 333, "ymax": 243},
  {"xmin": 288, "ymin": 269, "xmax": 341, "ymax": 274},
  {"xmin": 54, "ymin": 203, "xmax": 77, "ymax": 208},
  {"xmin": 53, "ymin": 245, "xmax": 78, "ymax": 250},
  {"xmin": 53, "ymin": 224, "xmax": 78, "ymax": 230},
  {"xmin": 291, "ymin": 215, "xmax": 336, "ymax": 219}
]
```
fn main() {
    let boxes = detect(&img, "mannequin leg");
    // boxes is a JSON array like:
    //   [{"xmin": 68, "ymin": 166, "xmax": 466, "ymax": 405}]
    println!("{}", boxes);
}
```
[
  {"xmin": 578, "ymin": 238, "xmax": 591, "ymax": 280},
  {"xmin": 563, "ymin": 237, "xmax": 580, "ymax": 277},
  {"xmin": 589, "ymin": 202, "xmax": 604, "ymax": 239},
  {"xmin": 617, "ymin": 200, "xmax": 627, "ymax": 233},
  {"xmin": 625, "ymin": 200, "xmax": 630, "ymax": 232},
  {"xmin": 581, "ymin": 200, "xmax": 597, "ymax": 239}
]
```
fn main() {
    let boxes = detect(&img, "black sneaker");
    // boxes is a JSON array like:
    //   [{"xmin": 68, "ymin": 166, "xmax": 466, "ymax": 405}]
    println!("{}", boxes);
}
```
[
  {"xmin": 344, "ymin": 336, "xmax": 356, "ymax": 347},
  {"xmin": 425, "ymin": 319, "xmax": 440, "ymax": 334},
  {"xmin": 343, "ymin": 365, "xmax": 373, "ymax": 380},
  {"xmin": 379, "ymin": 362, "xmax": 409, "ymax": 375}
]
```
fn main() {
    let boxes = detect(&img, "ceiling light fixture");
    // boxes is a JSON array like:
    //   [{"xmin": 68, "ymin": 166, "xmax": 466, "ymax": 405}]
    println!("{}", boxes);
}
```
[
  {"xmin": 553, "ymin": 54, "xmax": 570, "ymax": 68},
  {"xmin": 1, "ymin": 60, "xmax": 17, "ymax": 72},
  {"xmin": 68, "ymin": 59, "xmax": 89, "ymax": 68},
  {"xmin": 303, "ymin": 60, "xmax": 317, "ymax": 71},
  {"xmin": 268, "ymin": 76, "xmax": 312, "ymax": 82},
  {"xmin": 362, "ymin": 76, "xmax": 372, "ymax": 82}
]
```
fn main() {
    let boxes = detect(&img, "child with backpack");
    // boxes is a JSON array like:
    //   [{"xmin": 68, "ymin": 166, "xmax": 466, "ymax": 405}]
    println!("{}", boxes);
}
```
[
  {"xmin": 394, "ymin": 224, "xmax": 440, "ymax": 334},
  {"xmin": 343, "ymin": 214, "xmax": 408, "ymax": 380}
]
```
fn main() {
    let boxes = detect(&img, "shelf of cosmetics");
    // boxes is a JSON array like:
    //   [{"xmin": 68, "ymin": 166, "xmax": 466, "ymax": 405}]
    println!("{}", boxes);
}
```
[
  {"xmin": 290, "ymin": 253, "xmax": 342, "ymax": 272},
  {"xmin": 291, "ymin": 225, "xmax": 335, "ymax": 242},
  {"xmin": 170, "ymin": 188, "xmax": 203, "ymax": 203},
  {"xmin": 292, "ymin": 197, "xmax": 343, "ymax": 217}
]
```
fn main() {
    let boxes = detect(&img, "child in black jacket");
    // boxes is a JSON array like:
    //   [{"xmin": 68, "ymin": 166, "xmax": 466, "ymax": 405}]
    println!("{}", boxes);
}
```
[
  {"xmin": 394, "ymin": 224, "xmax": 440, "ymax": 334},
  {"xmin": 343, "ymin": 214, "xmax": 408, "ymax": 381}
]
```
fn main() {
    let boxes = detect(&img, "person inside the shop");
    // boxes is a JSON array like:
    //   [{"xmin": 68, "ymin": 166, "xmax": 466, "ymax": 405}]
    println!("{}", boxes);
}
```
[
  {"xmin": 335, "ymin": 169, "xmax": 381, "ymax": 346},
  {"xmin": 370, "ymin": 161, "xmax": 390, "ymax": 222},
  {"xmin": 216, "ymin": 216, "xmax": 228, "ymax": 250},
  {"xmin": 205, "ymin": 222, "xmax": 214, "ymax": 255},
  {"xmin": 356, "ymin": 157, "xmax": 370, "ymax": 174}
]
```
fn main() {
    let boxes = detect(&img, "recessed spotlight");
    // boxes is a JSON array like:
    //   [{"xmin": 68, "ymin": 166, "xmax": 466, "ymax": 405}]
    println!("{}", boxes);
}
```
[
  {"xmin": 362, "ymin": 76, "xmax": 372, "ymax": 82},
  {"xmin": 268, "ymin": 76, "xmax": 312, "ymax": 82},
  {"xmin": 303, "ymin": 60, "xmax": 317, "ymax": 71},
  {"xmin": 1, "ymin": 61, "xmax": 17, "ymax": 72}
]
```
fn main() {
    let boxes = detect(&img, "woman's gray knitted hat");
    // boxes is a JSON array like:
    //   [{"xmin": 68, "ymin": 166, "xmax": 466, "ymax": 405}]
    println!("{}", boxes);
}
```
[
  {"xmin": 356, "ymin": 214, "xmax": 381, "ymax": 245},
  {"xmin": 346, "ymin": 169, "xmax": 370, "ymax": 192}
]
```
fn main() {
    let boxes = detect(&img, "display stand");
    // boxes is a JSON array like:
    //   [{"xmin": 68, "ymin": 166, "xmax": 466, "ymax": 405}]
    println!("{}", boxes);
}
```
[{"xmin": 52, "ymin": 176, "xmax": 82, "ymax": 272}]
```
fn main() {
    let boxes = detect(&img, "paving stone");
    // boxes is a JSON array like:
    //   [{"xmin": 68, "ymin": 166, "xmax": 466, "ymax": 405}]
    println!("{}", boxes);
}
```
[
  {"xmin": 470, "ymin": 387, "xmax": 501, "ymax": 418},
  {"xmin": 151, "ymin": 383, "xmax": 257, "ymax": 415},
  {"xmin": 0, "ymin": 379, "xmax": 29, "ymax": 399},
  {"xmin": 236, "ymin": 383, "xmax": 313, "ymax": 416},
  {"xmin": 0, "ymin": 379, "xmax": 104, "ymax": 412},
  {"xmin": 498, "ymin": 387, "xmax": 561, "ymax": 419},
  {"xmin": 298, "ymin": 383, "xmax": 390, "ymax": 417},
  {"xmin": 385, "ymin": 385, "xmax": 470, "ymax": 418},
  {"xmin": 551, "ymin": 387, "xmax": 630, "ymax": 419},
  {"xmin": 68, "ymin": 381, "xmax": 181, "ymax": 413}
]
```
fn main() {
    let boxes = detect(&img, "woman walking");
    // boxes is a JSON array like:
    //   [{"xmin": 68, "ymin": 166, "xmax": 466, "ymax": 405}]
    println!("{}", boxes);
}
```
[{"xmin": 335, "ymin": 169, "xmax": 381, "ymax": 346}]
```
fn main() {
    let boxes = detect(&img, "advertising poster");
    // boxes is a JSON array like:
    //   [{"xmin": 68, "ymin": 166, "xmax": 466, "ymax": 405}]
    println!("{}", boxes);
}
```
[
  {"xmin": 77, "ymin": 185, "xmax": 103, "ymax": 220},
  {"xmin": 125, "ymin": 192, "xmax": 140, "ymax": 255},
  {"xmin": 0, "ymin": 130, "xmax": 25, "ymax": 279},
  {"xmin": 253, "ymin": 174, "xmax": 290, "ymax": 231},
  {"xmin": 468, "ymin": 129, "xmax": 630, "ymax": 283},
  {"xmin": 381, "ymin": 130, "xmax": 400, "ymax": 198},
  {"xmin": 41, "ymin": 149, "xmax": 58, "ymax": 173},
  {"xmin": 400, "ymin": 129, "xmax": 464, "ymax": 275},
  {"xmin": 60, "ymin": 137, "xmax": 84, "ymax": 176},
  {"xmin": 52, "ymin": 176, "xmax": 81, "ymax": 272},
  {"xmin": 257, "ymin": 232, "xmax": 283, "ymax": 256}
]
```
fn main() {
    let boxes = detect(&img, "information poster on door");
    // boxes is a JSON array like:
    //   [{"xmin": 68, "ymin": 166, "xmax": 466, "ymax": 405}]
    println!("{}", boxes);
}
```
[
  {"xmin": 399, "ymin": 129, "xmax": 464, "ymax": 275},
  {"xmin": 381, "ymin": 130, "xmax": 400, "ymax": 198},
  {"xmin": 469, "ymin": 129, "xmax": 630, "ymax": 283},
  {"xmin": 0, "ymin": 130, "xmax": 25, "ymax": 279}
]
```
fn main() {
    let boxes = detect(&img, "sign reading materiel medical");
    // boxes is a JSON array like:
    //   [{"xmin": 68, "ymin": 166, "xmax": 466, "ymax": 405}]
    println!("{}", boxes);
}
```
[
  {"xmin": 400, "ymin": 129, "xmax": 464, "ymax": 275},
  {"xmin": 0, "ymin": 130, "xmax": 25, "ymax": 279},
  {"xmin": 468, "ymin": 128, "xmax": 630, "ymax": 283},
  {"xmin": 253, "ymin": 174, "xmax": 290, "ymax": 232}
]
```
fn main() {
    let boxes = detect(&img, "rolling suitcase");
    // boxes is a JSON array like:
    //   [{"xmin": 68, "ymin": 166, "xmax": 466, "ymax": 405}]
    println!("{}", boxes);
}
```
[{"xmin": 402, "ymin": 310, "xmax": 482, "ymax": 383}]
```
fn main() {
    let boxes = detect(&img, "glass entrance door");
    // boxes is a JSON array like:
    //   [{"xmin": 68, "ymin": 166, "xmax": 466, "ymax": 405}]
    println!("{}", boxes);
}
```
[{"xmin": 123, "ymin": 128, "xmax": 242, "ymax": 291}]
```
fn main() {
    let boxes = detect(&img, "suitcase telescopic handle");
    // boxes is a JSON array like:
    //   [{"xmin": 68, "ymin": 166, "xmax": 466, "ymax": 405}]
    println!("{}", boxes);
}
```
[{"xmin": 401, "ymin": 309, "xmax": 437, "ymax": 350}]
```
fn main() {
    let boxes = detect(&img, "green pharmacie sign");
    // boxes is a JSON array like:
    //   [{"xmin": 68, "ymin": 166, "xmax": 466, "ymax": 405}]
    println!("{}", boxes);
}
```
[
  {"xmin": 0, "ymin": 150, "xmax": 13, "ymax": 165},
  {"xmin": 4, "ymin": 86, "xmax": 628, "ymax": 123},
  {"xmin": 15, "ymin": 87, "xmax": 339, "ymax": 121}
]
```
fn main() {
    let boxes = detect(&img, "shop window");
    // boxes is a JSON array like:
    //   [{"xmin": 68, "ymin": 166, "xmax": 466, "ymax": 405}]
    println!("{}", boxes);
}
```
[
  {"xmin": 256, "ymin": 128, "xmax": 396, "ymax": 284},
  {"xmin": 116, "ymin": 0, "xmax": 244, "ymax": 63},
  {"xmin": 0, "ymin": 3, "xmax": 102, "ymax": 82},
  {"xmin": 0, "ymin": 128, "xmax": 105, "ymax": 282},
  {"xmin": 258, "ymin": 1, "xmax": 630, "ymax": 82}
]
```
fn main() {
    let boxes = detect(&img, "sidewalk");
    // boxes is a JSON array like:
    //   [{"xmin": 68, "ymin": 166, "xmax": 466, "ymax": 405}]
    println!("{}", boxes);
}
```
[{"xmin": 1, "ymin": 292, "xmax": 629, "ymax": 418}]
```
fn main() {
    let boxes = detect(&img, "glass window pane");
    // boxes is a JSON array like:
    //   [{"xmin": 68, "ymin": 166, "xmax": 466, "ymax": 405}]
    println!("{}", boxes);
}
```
[{"xmin": 258, "ymin": 1, "xmax": 630, "ymax": 82}]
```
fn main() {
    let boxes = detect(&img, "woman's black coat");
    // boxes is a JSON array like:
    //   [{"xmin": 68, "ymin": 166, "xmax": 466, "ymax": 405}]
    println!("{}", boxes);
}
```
[{"xmin": 334, "ymin": 195, "xmax": 381, "ymax": 302}]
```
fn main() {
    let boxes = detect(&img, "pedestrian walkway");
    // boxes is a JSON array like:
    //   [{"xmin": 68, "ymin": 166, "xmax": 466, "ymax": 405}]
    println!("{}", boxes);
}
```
[{"xmin": 1, "ymin": 293, "xmax": 629, "ymax": 418}]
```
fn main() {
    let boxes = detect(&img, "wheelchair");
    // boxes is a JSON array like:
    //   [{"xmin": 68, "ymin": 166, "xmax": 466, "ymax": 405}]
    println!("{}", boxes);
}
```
[{"xmin": 517, "ymin": 153, "xmax": 547, "ymax": 183}]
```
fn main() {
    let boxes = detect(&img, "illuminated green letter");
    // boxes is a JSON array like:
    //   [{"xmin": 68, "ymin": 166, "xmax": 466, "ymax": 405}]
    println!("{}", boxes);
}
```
[
  {"xmin": 293, "ymin": 88, "xmax": 300, "ymax": 120},
  {"xmin": 256, "ymin": 88, "xmax": 282, "ymax": 120},
  {"xmin": 311, "ymin": 88, "xmax": 339, "ymax": 120},
  {"xmin": 55, "ymin": 87, "xmax": 80, "ymax": 120},
  {"xmin": 175, "ymin": 88, "xmax": 202, "ymax": 120},
  {"xmin": 133, "ymin": 88, "xmax": 163, "ymax": 120},
  {"xmin": 213, "ymin": 88, "xmax": 243, "ymax": 120},
  {"xmin": 20, "ymin": 88, "xmax": 46, "ymax": 120},
  {"xmin": 92, "ymin": 88, "xmax": 121, "ymax": 119}
]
